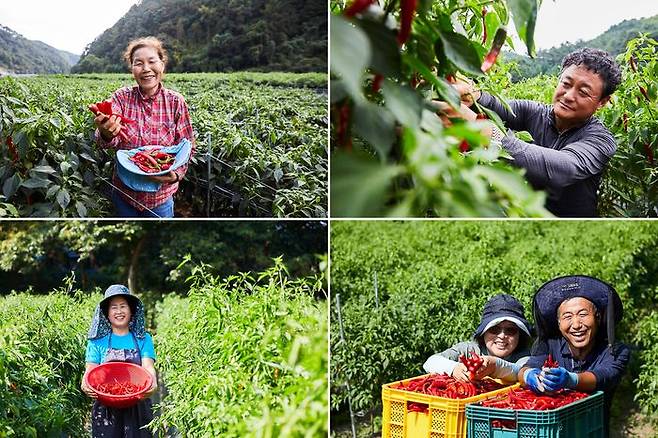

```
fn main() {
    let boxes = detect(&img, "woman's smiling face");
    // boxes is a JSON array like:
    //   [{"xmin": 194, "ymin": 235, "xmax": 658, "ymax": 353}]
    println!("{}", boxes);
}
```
[
  {"xmin": 131, "ymin": 46, "xmax": 164, "ymax": 93},
  {"xmin": 107, "ymin": 296, "xmax": 132, "ymax": 329},
  {"xmin": 483, "ymin": 320, "xmax": 520, "ymax": 358}
]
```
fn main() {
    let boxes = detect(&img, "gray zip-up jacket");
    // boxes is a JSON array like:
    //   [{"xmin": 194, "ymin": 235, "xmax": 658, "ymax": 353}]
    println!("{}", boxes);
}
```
[{"xmin": 478, "ymin": 92, "xmax": 617, "ymax": 217}]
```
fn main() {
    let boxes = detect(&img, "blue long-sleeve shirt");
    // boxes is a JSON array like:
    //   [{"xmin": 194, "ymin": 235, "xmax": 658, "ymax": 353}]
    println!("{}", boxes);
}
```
[{"xmin": 477, "ymin": 92, "xmax": 616, "ymax": 217}]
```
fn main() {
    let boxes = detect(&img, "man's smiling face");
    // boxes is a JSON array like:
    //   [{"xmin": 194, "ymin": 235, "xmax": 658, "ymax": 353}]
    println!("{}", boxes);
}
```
[{"xmin": 552, "ymin": 65, "xmax": 609, "ymax": 130}]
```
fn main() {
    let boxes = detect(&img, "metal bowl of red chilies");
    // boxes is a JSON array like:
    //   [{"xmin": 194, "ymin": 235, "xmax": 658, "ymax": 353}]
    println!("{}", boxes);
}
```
[{"xmin": 85, "ymin": 362, "xmax": 153, "ymax": 409}]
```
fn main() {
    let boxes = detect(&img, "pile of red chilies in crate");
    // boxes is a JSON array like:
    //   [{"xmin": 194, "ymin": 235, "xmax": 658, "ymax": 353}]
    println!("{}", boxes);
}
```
[{"xmin": 480, "ymin": 354, "xmax": 589, "ymax": 429}]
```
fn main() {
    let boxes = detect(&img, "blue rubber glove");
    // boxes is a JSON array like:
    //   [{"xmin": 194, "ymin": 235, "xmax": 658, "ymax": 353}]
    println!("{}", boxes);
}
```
[
  {"xmin": 523, "ymin": 368, "xmax": 545, "ymax": 394},
  {"xmin": 542, "ymin": 367, "xmax": 579, "ymax": 391}
]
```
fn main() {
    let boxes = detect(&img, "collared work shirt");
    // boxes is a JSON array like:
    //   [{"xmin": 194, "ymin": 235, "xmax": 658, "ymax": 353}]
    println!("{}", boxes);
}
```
[
  {"xmin": 526, "ymin": 337, "xmax": 630, "ymax": 436},
  {"xmin": 478, "ymin": 92, "xmax": 616, "ymax": 217},
  {"xmin": 95, "ymin": 84, "xmax": 195, "ymax": 211}
]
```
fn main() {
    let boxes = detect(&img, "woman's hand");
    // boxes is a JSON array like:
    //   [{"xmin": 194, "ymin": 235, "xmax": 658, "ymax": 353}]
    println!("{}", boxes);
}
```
[
  {"xmin": 81, "ymin": 378, "xmax": 98, "ymax": 399},
  {"xmin": 473, "ymin": 355, "xmax": 498, "ymax": 380},
  {"xmin": 430, "ymin": 101, "xmax": 478, "ymax": 123},
  {"xmin": 148, "ymin": 171, "xmax": 179, "ymax": 184},
  {"xmin": 90, "ymin": 104, "xmax": 123, "ymax": 141},
  {"xmin": 451, "ymin": 362, "xmax": 471, "ymax": 382}
]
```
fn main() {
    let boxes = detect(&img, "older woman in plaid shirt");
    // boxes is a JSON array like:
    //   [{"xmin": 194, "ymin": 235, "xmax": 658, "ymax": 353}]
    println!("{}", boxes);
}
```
[{"xmin": 92, "ymin": 36, "xmax": 195, "ymax": 217}]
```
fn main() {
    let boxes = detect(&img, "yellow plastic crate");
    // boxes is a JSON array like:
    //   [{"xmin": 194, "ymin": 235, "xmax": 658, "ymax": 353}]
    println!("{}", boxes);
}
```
[{"xmin": 382, "ymin": 374, "xmax": 519, "ymax": 438}]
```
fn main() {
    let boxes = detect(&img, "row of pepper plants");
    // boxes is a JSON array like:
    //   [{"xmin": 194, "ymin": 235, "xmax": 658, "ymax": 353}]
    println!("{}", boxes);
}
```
[
  {"xmin": 0, "ymin": 72, "xmax": 327, "ymax": 217},
  {"xmin": 330, "ymin": 0, "xmax": 550, "ymax": 217},
  {"xmin": 330, "ymin": 220, "xmax": 658, "ymax": 432},
  {"xmin": 0, "ymin": 291, "xmax": 98, "ymax": 437},
  {"xmin": 151, "ymin": 260, "xmax": 328, "ymax": 437}
]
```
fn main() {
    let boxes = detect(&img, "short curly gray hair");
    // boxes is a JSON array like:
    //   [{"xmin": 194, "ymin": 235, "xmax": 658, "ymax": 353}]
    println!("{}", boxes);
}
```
[{"xmin": 561, "ymin": 48, "xmax": 621, "ymax": 98}]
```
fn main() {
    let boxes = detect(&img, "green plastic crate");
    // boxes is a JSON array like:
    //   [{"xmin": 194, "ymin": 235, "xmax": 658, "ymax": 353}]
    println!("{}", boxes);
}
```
[{"xmin": 466, "ymin": 391, "xmax": 604, "ymax": 438}]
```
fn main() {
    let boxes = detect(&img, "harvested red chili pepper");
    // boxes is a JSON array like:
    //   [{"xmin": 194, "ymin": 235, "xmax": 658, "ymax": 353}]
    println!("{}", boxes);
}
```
[
  {"xmin": 480, "ymin": 387, "xmax": 589, "ymax": 411},
  {"xmin": 89, "ymin": 100, "xmax": 135, "ymax": 142},
  {"xmin": 459, "ymin": 350, "xmax": 484, "ymax": 379},
  {"xmin": 94, "ymin": 380, "xmax": 147, "ymax": 396},
  {"xmin": 344, "ymin": 0, "xmax": 374, "ymax": 17},
  {"xmin": 397, "ymin": 0, "xmax": 417, "ymax": 45},
  {"xmin": 130, "ymin": 148, "xmax": 175, "ymax": 173},
  {"xmin": 392, "ymin": 373, "xmax": 507, "ymax": 400},
  {"xmin": 481, "ymin": 27, "xmax": 507, "ymax": 73},
  {"xmin": 542, "ymin": 354, "xmax": 559, "ymax": 369}
]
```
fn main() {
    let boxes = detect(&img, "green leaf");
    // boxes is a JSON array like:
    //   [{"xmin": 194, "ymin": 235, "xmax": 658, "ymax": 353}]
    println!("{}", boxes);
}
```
[
  {"xmin": 382, "ymin": 80, "xmax": 422, "ymax": 128},
  {"xmin": 2, "ymin": 173, "xmax": 21, "ymax": 199},
  {"xmin": 56, "ymin": 189, "xmax": 71, "ymax": 209},
  {"xmin": 331, "ymin": 15, "xmax": 371, "ymax": 99},
  {"xmin": 356, "ymin": 19, "xmax": 401, "ymax": 78},
  {"xmin": 508, "ymin": 0, "xmax": 538, "ymax": 56},
  {"xmin": 75, "ymin": 201, "xmax": 88, "ymax": 217},
  {"xmin": 50, "ymin": 117, "xmax": 61, "ymax": 129},
  {"xmin": 404, "ymin": 55, "xmax": 461, "ymax": 109},
  {"xmin": 437, "ymin": 31, "xmax": 484, "ymax": 77},
  {"xmin": 353, "ymin": 100, "xmax": 396, "ymax": 159},
  {"xmin": 274, "ymin": 168, "xmax": 283, "ymax": 183},
  {"xmin": 21, "ymin": 177, "xmax": 51, "ymax": 189},
  {"xmin": 79, "ymin": 152, "xmax": 97, "ymax": 163},
  {"xmin": 31, "ymin": 165, "xmax": 58, "ymax": 175},
  {"xmin": 330, "ymin": 152, "xmax": 401, "ymax": 217},
  {"xmin": 46, "ymin": 184, "xmax": 60, "ymax": 199}
]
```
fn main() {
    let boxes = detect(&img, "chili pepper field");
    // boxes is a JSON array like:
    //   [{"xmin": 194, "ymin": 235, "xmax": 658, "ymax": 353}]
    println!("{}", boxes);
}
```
[
  {"xmin": 0, "ymin": 262, "xmax": 327, "ymax": 437},
  {"xmin": 330, "ymin": 220, "xmax": 658, "ymax": 436},
  {"xmin": 0, "ymin": 72, "xmax": 327, "ymax": 218}
]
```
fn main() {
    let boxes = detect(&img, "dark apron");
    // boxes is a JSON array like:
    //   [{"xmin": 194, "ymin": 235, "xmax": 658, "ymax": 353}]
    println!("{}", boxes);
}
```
[{"xmin": 92, "ymin": 331, "xmax": 153, "ymax": 438}]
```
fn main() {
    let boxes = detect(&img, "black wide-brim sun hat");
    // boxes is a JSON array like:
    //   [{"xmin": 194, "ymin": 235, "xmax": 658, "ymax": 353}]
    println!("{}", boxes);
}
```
[
  {"xmin": 533, "ymin": 275, "xmax": 623, "ymax": 345},
  {"xmin": 473, "ymin": 293, "xmax": 534, "ymax": 339}
]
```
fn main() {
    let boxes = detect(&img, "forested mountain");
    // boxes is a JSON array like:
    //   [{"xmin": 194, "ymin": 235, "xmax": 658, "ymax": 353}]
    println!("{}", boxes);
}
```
[
  {"xmin": 73, "ymin": 0, "xmax": 327, "ymax": 73},
  {"xmin": 507, "ymin": 14, "xmax": 658, "ymax": 80},
  {"xmin": 0, "ymin": 25, "xmax": 79, "ymax": 74}
]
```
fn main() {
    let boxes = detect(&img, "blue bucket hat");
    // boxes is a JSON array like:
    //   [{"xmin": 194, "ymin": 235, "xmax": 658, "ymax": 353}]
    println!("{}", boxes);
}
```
[
  {"xmin": 473, "ymin": 294, "xmax": 533, "ymax": 339},
  {"xmin": 87, "ymin": 285, "xmax": 146, "ymax": 340},
  {"xmin": 532, "ymin": 275, "xmax": 623, "ymax": 348}
]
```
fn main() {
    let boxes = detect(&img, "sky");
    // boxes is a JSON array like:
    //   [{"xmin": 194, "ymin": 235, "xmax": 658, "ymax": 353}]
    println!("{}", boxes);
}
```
[
  {"xmin": 516, "ymin": 0, "xmax": 658, "ymax": 52},
  {"xmin": 0, "ymin": 0, "xmax": 140, "ymax": 55}
]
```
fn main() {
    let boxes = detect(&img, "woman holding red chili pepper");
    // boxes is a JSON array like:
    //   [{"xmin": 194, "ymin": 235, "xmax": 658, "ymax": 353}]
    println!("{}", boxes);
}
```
[
  {"xmin": 91, "ymin": 36, "xmax": 195, "ymax": 218},
  {"xmin": 81, "ymin": 285, "xmax": 158, "ymax": 437},
  {"xmin": 518, "ymin": 275, "xmax": 630, "ymax": 438},
  {"xmin": 424, "ymin": 294, "xmax": 534, "ymax": 383}
]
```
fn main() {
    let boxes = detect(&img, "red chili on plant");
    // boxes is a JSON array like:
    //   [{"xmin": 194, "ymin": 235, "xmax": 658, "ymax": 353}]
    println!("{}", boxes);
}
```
[
  {"xmin": 481, "ymin": 28, "xmax": 507, "ymax": 73},
  {"xmin": 481, "ymin": 7, "xmax": 488, "ymax": 44},
  {"xmin": 6, "ymin": 136, "xmax": 19, "ymax": 164},
  {"xmin": 643, "ymin": 143, "xmax": 654, "ymax": 166},
  {"xmin": 344, "ymin": 0, "xmax": 374, "ymax": 17},
  {"xmin": 397, "ymin": 0, "xmax": 417, "ymax": 45}
]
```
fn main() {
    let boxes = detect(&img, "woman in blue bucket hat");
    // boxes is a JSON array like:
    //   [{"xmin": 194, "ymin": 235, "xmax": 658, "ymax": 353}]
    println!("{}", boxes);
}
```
[
  {"xmin": 518, "ymin": 275, "xmax": 630, "ymax": 437},
  {"xmin": 424, "ymin": 294, "xmax": 534, "ymax": 383},
  {"xmin": 81, "ymin": 285, "xmax": 157, "ymax": 437}
]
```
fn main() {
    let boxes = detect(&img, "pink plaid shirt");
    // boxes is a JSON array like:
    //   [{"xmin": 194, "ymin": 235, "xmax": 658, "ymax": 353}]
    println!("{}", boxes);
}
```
[{"xmin": 95, "ymin": 83, "xmax": 195, "ymax": 211}]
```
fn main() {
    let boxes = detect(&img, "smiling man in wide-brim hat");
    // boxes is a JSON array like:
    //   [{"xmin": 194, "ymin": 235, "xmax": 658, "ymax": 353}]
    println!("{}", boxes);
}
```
[{"xmin": 518, "ymin": 275, "xmax": 630, "ymax": 437}]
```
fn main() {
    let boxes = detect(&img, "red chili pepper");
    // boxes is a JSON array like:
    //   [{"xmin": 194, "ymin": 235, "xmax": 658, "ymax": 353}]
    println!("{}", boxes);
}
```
[
  {"xmin": 481, "ymin": 7, "xmax": 488, "ymax": 44},
  {"xmin": 89, "ymin": 100, "xmax": 135, "ymax": 142},
  {"xmin": 445, "ymin": 75, "xmax": 456, "ymax": 84},
  {"xmin": 459, "ymin": 350, "xmax": 484, "ymax": 379},
  {"xmin": 393, "ymin": 373, "xmax": 506, "ymax": 400},
  {"xmin": 643, "ymin": 143, "xmax": 654, "ymax": 166},
  {"xmin": 481, "ymin": 388, "xmax": 589, "ymax": 411},
  {"xmin": 481, "ymin": 27, "xmax": 507, "ymax": 73},
  {"xmin": 130, "ymin": 150, "xmax": 175, "ymax": 172},
  {"xmin": 459, "ymin": 140, "xmax": 470, "ymax": 153},
  {"xmin": 372, "ymin": 73, "xmax": 384, "ymax": 93},
  {"xmin": 6, "ymin": 136, "xmax": 18, "ymax": 164},
  {"xmin": 629, "ymin": 56, "xmax": 638, "ymax": 73},
  {"xmin": 639, "ymin": 86, "xmax": 650, "ymax": 102},
  {"xmin": 397, "ymin": 0, "xmax": 417, "ymax": 46},
  {"xmin": 543, "ymin": 354, "xmax": 559, "ymax": 369},
  {"xmin": 344, "ymin": 0, "xmax": 374, "ymax": 17},
  {"xmin": 336, "ymin": 103, "xmax": 352, "ymax": 150},
  {"xmin": 622, "ymin": 113, "xmax": 629, "ymax": 132}
]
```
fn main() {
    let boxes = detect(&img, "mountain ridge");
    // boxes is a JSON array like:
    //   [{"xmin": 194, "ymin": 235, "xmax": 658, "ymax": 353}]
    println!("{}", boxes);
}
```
[{"xmin": 0, "ymin": 25, "xmax": 80, "ymax": 74}]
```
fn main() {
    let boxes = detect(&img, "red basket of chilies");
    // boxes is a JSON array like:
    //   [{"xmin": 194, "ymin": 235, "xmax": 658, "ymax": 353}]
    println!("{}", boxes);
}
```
[{"xmin": 85, "ymin": 362, "xmax": 153, "ymax": 409}]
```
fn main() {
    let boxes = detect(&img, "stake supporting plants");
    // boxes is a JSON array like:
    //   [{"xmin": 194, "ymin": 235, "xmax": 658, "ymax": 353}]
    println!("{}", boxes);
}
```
[
  {"xmin": 373, "ymin": 271, "xmax": 379, "ymax": 309},
  {"xmin": 335, "ymin": 293, "xmax": 357, "ymax": 438}
]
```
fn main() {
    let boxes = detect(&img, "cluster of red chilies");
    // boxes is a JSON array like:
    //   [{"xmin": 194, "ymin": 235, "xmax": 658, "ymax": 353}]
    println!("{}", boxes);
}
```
[
  {"xmin": 481, "ymin": 387, "xmax": 589, "ymax": 412},
  {"xmin": 459, "ymin": 351, "xmax": 484, "ymax": 380},
  {"xmin": 94, "ymin": 381, "xmax": 146, "ymax": 396},
  {"xmin": 88, "ymin": 100, "xmax": 136, "ymax": 141},
  {"xmin": 130, "ymin": 149, "xmax": 175, "ymax": 173},
  {"xmin": 393, "ymin": 373, "xmax": 508, "ymax": 414}
]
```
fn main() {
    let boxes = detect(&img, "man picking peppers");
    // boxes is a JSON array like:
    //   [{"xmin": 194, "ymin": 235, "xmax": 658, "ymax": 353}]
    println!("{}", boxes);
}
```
[
  {"xmin": 518, "ymin": 275, "xmax": 630, "ymax": 437},
  {"xmin": 436, "ymin": 48, "xmax": 622, "ymax": 218}
]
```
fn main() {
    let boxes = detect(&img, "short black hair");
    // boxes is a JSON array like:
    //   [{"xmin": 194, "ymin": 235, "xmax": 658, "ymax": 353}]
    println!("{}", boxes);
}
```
[{"xmin": 560, "ymin": 48, "xmax": 622, "ymax": 98}]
